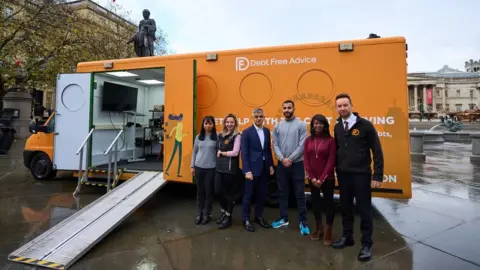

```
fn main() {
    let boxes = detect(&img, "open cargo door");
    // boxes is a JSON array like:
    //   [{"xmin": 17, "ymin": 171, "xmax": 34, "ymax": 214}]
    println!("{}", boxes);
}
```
[
  {"xmin": 53, "ymin": 73, "xmax": 92, "ymax": 171},
  {"xmin": 163, "ymin": 59, "xmax": 197, "ymax": 183}
]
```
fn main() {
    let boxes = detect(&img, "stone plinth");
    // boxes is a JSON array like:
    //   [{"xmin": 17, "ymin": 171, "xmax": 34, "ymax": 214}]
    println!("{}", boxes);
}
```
[
  {"xmin": 410, "ymin": 131, "xmax": 426, "ymax": 162},
  {"xmin": 423, "ymin": 131, "xmax": 445, "ymax": 143},
  {"xmin": 470, "ymin": 133, "xmax": 480, "ymax": 164},
  {"xmin": 443, "ymin": 132, "xmax": 472, "ymax": 143},
  {"xmin": 2, "ymin": 91, "xmax": 33, "ymax": 139}
]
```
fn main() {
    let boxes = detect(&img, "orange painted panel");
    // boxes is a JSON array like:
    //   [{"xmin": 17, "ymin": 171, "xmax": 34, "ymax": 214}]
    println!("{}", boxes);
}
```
[{"xmin": 162, "ymin": 59, "xmax": 196, "ymax": 183}]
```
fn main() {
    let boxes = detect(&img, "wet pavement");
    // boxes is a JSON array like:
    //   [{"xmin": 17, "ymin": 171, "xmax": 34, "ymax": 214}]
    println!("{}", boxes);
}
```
[{"xmin": 1, "ymin": 139, "xmax": 480, "ymax": 269}]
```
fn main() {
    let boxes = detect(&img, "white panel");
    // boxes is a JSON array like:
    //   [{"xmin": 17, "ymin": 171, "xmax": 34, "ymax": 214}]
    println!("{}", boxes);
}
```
[{"xmin": 54, "ymin": 73, "xmax": 92, "ymax": 170}]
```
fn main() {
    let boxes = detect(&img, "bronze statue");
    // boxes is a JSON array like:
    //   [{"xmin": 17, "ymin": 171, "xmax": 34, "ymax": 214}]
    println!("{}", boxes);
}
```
[{"xmin": 128, "ymin": 9, "xmax": 157, "ymax": 57}]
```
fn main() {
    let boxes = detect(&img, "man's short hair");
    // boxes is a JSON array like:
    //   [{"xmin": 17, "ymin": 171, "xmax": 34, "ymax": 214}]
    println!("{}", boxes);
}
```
[
  {"xmin": 283, "ymin": 99, "xmax": 295, "ymax": 107},
  {"xmin": 252, "ymin": 108, "xmax": 264, "ymax": 116},
  {"xmin": 335, "ymin": 92, "xmax": 352, "ymax": 105}
]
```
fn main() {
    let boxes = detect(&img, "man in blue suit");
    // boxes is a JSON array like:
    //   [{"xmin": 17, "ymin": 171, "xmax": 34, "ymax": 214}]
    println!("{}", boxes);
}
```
[{"xmin": 241, "ymin": 108, "xmax": 275, "ymax": 232}]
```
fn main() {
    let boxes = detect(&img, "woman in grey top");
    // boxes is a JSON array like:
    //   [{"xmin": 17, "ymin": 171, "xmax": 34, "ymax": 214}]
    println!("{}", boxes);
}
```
[{"xmin": 191, "ymin": 116, "xmax": 218, "ymax": 225}]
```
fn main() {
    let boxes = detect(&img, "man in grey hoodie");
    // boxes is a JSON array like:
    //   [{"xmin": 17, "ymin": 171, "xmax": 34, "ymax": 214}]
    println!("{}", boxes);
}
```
[{"xmin": 271, "ymin": 100, "xmax": 310, "ymax": 235}]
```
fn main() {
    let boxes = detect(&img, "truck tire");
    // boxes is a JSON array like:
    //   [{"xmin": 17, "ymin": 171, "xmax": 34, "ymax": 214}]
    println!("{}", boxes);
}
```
[{"xmin": 29, "ymin": 152, "xmax": 56, "ymax": 180}]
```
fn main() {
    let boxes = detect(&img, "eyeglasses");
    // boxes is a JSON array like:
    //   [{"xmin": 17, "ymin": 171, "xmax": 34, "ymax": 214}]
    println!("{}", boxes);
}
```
[{"xmin": 254, "ymin": 115, "xmax": 264, "ymax": 118}]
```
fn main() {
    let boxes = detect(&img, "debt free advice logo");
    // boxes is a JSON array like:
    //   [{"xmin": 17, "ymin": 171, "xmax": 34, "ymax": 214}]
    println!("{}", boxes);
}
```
[{"xmin": 235, "ymin": 56, "xmax": 317, "ymax": 71}]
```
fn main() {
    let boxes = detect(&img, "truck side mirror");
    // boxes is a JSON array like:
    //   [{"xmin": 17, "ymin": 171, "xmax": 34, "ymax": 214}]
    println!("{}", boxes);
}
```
[{"xmin": 29, "ymin": 122, "xmax": 37, "ymax": 134}]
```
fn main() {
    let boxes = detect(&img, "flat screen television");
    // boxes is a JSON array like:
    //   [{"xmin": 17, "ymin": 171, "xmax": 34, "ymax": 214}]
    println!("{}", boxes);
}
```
[{"xmin": 101, "ymin": 81, "xmax": 138, "ymax": 112}]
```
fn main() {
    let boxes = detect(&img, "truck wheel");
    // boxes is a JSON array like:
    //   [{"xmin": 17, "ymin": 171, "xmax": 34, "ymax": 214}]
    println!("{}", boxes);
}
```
[{"xmin": 29, "ymin": 152, "xmax": 55, "ymax": 180}]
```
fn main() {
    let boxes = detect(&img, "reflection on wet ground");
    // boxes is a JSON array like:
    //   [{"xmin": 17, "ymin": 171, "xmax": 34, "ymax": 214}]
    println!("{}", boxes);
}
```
[{"xmin": 1, "ymin": 140, "xmax": 480, "ymax": 269}]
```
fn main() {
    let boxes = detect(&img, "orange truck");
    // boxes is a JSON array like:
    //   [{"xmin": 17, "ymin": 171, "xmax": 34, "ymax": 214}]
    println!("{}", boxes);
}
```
[{"xmin": 24, "ymin": 36, "xmax": 412, "ymax": 200}]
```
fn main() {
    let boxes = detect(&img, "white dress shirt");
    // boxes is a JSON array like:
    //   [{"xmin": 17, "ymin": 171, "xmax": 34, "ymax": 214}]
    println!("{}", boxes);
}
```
[
  {"xmin": 254, "ymin": 124, "xmax": 265, "ymax": 148},
  {"xmin": 254, "ymin": 125, "xmax": 266, "ymax": 160},
  {"xmin": 343, "ymin": 113, "xmax": 357, "ymax": 131}
]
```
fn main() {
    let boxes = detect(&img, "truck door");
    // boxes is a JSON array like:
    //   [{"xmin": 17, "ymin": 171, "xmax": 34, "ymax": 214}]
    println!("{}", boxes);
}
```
[
  {"xmin": 53, "ymin": 73, "xmax": 92, "ymax": 171},
  {"xmin": 163, "ymin": 59, "xmax": 197, "ymax": 183}
]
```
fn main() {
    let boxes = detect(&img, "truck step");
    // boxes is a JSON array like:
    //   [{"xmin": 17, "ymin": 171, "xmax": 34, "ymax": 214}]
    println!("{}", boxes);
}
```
[{"xmin": 79, "ymin": 168, "xmax": 125, "ymax": 189}]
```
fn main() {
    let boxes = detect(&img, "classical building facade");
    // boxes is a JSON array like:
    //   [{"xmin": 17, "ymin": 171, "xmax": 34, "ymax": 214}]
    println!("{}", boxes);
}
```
[{"xmin": 407, "ymin": 62, "xmax": 480, "ymax": 117}]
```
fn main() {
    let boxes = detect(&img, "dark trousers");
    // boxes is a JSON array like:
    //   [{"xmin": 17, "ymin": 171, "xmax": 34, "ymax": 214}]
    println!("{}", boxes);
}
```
[
  {"xmin": 195, "ymin": 167, "xmax": 215, "ymax": 214},
  {"xmin": 309, "ymin": 178, "xmax": 335, "ymax": 225},
  {"xmin": 242, "ymin": 161, "xmax": 269, "ymax": 221},
  {"xmin": 216, "ymin": 172, "xmax": 236, "ymax": 214},
  {"xmin": 277, "ymin": 161, "xmax": 307, "ymax": 222},
  {"xmin": 337, "ymin": 171, "xmax": 373, "ymax": 247}
]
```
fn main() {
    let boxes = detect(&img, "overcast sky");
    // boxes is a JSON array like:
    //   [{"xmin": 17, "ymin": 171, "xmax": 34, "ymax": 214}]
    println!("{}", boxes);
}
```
[{"xmin": 96, "ymin": 0, "xmax": 479, "ymax": 73}]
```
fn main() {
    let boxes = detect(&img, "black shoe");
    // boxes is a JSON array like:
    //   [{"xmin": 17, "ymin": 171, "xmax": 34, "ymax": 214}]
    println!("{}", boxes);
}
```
[
  {"xmin": 201, "ymin": 213, "xmax": 212, "ymax": 225},
  {"xmin": 219, "ymin": 215, "xmax": 232, "ymax": 229},
  {"xmin": 216, "ymin": 212, "xmax": 226, "ymax": 224},
  {"xmin": 358, "ymin": 246, "xmax": 372, "ymax": 261},
  {"xmin": 332, "ymin": 236, "xmax": 355, "ymax": 249},
  {"xmin": 255, "ymin": 217, "xmax": 270, "ymax": 228},
  {"xmin": 195, "ymin": 212, "xmax": 203, "ymax": 225},
  {"xmin": 244, "ymin": 220, "xmax": 255, "ymax": 232}
]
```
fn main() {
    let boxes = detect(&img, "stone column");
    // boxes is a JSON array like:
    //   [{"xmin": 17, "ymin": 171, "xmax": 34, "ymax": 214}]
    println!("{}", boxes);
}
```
[
  {"xmin": 442, "ymin": 88, "xmax": 446, "ymax": 110},
  {"xmin": 414, "ymin": 85, "xmax": 418, "ymax": 112},
  {"xmin": 2, "ymin": 91, "xmax": 34, "ymax": 139},
  {"xmin": 471, "ymin": 133, "xmax": 480, "ymax": 164},
  {"xmin": 423, "ymin": 85, "xmax": 427, "ymax": 111},
  {"xmin": 432, "ymin": 86, "xmax": 436, "ymax": 112},
  {"xmin": 410, "ymin": 131, "xmax": 426, "ymax": 162}
]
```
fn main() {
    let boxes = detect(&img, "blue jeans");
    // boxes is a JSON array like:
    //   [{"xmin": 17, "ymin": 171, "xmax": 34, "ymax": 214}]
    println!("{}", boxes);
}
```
[{"xmin": 276, "ymin": 161, "xmax": 307, "ymax": 222}]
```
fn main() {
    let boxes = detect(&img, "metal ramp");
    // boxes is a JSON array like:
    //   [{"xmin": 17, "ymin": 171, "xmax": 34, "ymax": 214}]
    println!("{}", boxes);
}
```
[{"xmin": 8, "ymin": 171, "xmax": 167, "ymax": 269}]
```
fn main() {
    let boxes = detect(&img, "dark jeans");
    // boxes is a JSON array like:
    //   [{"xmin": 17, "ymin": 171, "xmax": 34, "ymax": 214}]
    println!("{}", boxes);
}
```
[
  {"xmin": 216, "ymin": 172, "xmax": 236, "ymax": 214},
  {"xmin": 277, "ymin": 161, "xmax": 307, "ymax": 222},
  {"xmin": 309, "ymin": 178, "xmax": 335, "ymax": 225},
  {"xmin": 166, "ymin": 140, "xmax": 182, "ymax": 175},
  {"xmin": 242, "ymin": 161, "xmax": 269, "ymax": 221},
  {"xmin": 195, "ymin": 167, "xmax": 215, "ymax": 214},
  {"xmin": 337, "ymin": 171, "xmax": 373, "ymax": 247}
]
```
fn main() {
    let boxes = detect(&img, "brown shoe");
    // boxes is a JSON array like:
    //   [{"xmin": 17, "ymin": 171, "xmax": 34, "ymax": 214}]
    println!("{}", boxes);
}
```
[
  {"xmin": 324, "ymin": 224, "xmax": 333, "ymax": 246},
  {"xmin": 310, "ymin": 220, "xmax": 323, "ymax": 241}
]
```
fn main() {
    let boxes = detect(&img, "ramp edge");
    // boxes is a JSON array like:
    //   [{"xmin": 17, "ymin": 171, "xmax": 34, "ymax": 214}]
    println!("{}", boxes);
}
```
[{"xmin": 8, "ymin": 255, "xmax": 65, "ymax": 269}]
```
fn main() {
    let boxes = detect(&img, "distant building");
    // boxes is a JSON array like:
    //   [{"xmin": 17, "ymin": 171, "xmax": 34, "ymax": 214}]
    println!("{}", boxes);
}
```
[{"xmin": 407, "ymin": 62, "xmax": 480, "ymax": 118}]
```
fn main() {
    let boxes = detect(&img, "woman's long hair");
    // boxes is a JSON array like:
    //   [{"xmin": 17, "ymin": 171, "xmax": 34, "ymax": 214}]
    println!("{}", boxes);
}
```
[
  {"xmin": 310, "ymin": 114, "xmax": 331, "ymax": 138},
  {"xmin": 222, "ymin": 113, "xmax": 239, "ymax": 136},
  {"xmin": 198, "ymin": 115, "xmax": 218, "ymax": 141}
]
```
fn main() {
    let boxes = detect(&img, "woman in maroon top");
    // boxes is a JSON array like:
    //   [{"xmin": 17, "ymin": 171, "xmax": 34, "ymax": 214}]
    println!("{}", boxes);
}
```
[{"xmin": 303, "ymin": 114, "xmax": 336, "ymax": 246}]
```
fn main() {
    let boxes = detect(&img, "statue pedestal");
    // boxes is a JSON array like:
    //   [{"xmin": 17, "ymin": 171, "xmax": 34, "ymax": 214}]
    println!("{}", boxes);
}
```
[
  {"xmin": 410, "ymin": 131, "xmax": 426, "ymax": 162},
  {"xmin": 470, "ymin": 133, "xmax": 480, "ymax": 164},
  {"xmin": 2, "ymin": 91, "xmax": 33, "ymax": 139}
]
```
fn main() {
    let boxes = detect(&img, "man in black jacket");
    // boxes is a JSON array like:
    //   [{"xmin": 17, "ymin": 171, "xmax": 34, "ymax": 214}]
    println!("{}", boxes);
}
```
[{"xmin": 331, "ymin": 93, "xmax": 384, "ymax": 262}]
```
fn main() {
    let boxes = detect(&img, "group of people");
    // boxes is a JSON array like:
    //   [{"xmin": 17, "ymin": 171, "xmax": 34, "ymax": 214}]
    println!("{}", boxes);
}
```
[{"xmin": 190, "ymin": 92, "xmax": 384, "ymax": 261}]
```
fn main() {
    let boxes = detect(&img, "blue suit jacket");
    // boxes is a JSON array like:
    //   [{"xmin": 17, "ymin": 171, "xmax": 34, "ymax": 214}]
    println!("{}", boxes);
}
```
[{"xmin": 241, "ymin": 125, "xmax": 274, "ymax": 177}]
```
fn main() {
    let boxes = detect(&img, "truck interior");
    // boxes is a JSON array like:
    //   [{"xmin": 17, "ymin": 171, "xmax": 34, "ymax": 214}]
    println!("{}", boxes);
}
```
[{"xmin": 91, "ymin": 67, "xmax": 165, "ymax": 172}]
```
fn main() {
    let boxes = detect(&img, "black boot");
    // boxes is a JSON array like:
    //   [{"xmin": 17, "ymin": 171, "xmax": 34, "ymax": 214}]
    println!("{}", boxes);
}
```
[
  {"xmin": 195, "ymin": 212, "xmax": 203, "ymax": 225},
  {"xmin": 201, "ymin": 213, "xmax": 212, "ymax": 225},
  {"xmin": 332, "ymin": 236, "xmax": 355, "ymax": 249},
  {"xmin": 216, "ymin": 211, "xmax": 226, "ymax": 224},
  {"xmin": 219, "ymin": 213, "xmax": 232, "ymax": 229}
]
